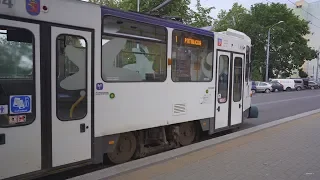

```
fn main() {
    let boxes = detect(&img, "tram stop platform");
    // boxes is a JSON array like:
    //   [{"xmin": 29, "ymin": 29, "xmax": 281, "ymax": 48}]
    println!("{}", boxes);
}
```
[{"xmin": 70, "ymin": 109, "xmax": 320, "ymax": 180}]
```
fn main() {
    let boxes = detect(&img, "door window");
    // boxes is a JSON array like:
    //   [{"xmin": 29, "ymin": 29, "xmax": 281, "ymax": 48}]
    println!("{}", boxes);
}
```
[
  {"xmin": 0, "ymin": 26, "xmax": 35, "ymax": 127},
  {"xmin": 233, "ymin": 57, "xmax": 242, "ymax": 102},
  {"xmin": 218, "ymin": 55, "xmax": 229, "ymax": 103},
  {"xmin": 56, "ymin": 34, "xmax": 87, "ymax": 121}
]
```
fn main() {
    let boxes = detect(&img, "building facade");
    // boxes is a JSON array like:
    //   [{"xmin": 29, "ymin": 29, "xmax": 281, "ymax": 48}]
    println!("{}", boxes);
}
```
[{"xmin": 289, "ymin": 0, "xmax": 320, "ymax": 80}]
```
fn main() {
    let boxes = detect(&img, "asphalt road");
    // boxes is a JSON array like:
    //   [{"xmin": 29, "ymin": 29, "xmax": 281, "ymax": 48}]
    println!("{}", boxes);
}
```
[{"xmin": 242, "ymin": 89, "xmax": 320, "ymax": 129}]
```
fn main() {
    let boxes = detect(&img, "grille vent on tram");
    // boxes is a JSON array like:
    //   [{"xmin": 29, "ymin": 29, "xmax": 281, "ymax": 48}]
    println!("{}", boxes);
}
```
[{"xmin": 173, "ymin": 104, "xmax": 187, "ymax": 115}]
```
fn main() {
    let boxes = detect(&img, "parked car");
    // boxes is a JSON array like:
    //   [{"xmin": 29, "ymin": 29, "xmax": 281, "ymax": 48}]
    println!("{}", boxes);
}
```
[
  {"xmin": 308, "ymin": 81, "xmax": 319, "ymax": 89},
  {"xmin": 270, "ymin": 81, "xmax": 284, "ymax": 92},
  {"xmin": 270, "ymin": 79, "xmax": 295, "ymax": 91},
  {"xmin": 255, "ymin": 81, "xmax": 273, "ymax": 93},
  {"xmin": 293, "ymin": 79, "xmax": 305, "ymax": 91},
  {"xmin": 251, "ymin": 81, "xmax": 257, "ymax": 93},
  {"xmin": 302, "ymin": 78, "xmax": 310, "ymax": 89}
]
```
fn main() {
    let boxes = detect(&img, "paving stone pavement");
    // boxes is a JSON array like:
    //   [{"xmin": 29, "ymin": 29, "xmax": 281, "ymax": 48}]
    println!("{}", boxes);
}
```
[{"xmin": 108, "ymin": 113, "xmax": 320, "ymax": 180}]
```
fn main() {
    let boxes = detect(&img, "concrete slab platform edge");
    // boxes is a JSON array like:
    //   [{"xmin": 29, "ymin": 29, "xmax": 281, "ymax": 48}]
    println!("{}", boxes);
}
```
[{"xmin": 69, "ymin": 108, "xmax": 320, "ymax": 180}]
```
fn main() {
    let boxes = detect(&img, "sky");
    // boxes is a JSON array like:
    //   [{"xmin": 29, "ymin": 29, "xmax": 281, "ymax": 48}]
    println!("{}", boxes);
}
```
[{"xmin": 189, "ymin": 0, "xmax": 319, "ymax": 18}]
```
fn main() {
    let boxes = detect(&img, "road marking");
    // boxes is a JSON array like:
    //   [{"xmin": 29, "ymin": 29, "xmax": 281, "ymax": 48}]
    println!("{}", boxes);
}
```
[{"xmin": 253, "ymin": 94, "xmax": 320, "ymax": 106}]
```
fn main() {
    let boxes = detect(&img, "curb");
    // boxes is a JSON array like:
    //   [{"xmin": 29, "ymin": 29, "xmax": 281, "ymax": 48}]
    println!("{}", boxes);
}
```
[{"xmin": 69, "ymin": 108, "xmax": 320, "ymax": 180}]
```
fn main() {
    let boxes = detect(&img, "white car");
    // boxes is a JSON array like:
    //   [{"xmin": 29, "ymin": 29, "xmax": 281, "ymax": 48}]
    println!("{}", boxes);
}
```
[
  {"xmin": 255, "ymin": 81, "xmax": 273, "ymax": 93},
  {"xmin": 270, "ymin": 79, "xmax": 295, "ymax": 91}
]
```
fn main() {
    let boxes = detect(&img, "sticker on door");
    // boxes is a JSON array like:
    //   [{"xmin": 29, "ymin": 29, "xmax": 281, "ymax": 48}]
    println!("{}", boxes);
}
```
[
  {"xmin": 8, "ymin": 116, "xmax": 17, "ymax": 125},
  {"xmin": 0, "ymin": 105, "xmax": 8, "ymax": 115},
  {"xmin": 10, "ymin": 95, "xmax": 32, "ymax": 114}
]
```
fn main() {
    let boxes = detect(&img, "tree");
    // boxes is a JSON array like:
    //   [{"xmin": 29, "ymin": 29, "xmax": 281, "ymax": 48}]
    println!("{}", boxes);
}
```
[
  {"xmin": 189, "ymin": 0, "xmax": 215, "ymax": 28},
  {"xmin": 213, "ymin": 3, "xmax": 248, "ymax": 31},
  {"xmin": 299, "ymin": 69, "xmax": 308, "ymax": 78},
  {"xmin": 0, "ymin": 35, "xmax": 33, "ymax": 78},
  {"xmin": 88, "ymin": 0, "xmax": 120, "ymax": 8},
  {"xmin": 88, "ymin": 0, "xmax": 214, "ymax": 27},
  {"xmin": 213, "ymin": 2, "xmax": 317, "ymax": 81}
]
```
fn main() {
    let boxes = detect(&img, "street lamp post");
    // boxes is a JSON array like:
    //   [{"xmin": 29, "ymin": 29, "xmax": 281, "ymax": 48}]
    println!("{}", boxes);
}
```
[
  {"xmin": 265, "ymin": 21, "xmax": 284, "ymax": 82},
  {"xmin": 316, "ymin": 48, "xmax": 319, "ymax": 81}
]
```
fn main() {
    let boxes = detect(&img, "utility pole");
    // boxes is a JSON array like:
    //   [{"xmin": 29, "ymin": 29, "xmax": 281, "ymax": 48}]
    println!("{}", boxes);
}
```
[
  {"xmin": 137, "ymin": 0, "xmax": 140, "ymax": 49},
  {"xmin": 266, "ymin": 29, "xmax": 271, "ymax": 82},
  {"xmin": 265, "ymin": 21, "xmax": 284, "ymax": 82},
  {"xmin": 137, "ymin": 0, "xmax": 140, "ymax": 12},
  {"xmin": 316, "ymin": 48, "xmax": 319, "ymax": 82}
]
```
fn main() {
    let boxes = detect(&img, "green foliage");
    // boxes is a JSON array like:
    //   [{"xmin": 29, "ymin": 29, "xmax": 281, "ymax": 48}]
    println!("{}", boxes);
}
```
[
  {"xmin": 298, "ymin": 69, "xmax": 308, "ymax": 78},
  {"xmin": 213, "ymin": 3, "xmax": 249, "ymax": 31},
  {"xmin": 88, "ymin": 0, "xmax": 120, "ymax": 8},
  {"xmin": 0, "ymin": 35, "xmax": 33, "ymax": 78},
  {"xmin": 88, "ymin": 0, "xmax": 214, "ymax": 27},
  {"xmin": 189, "ymin": 0, "xmax": 215, "ymax": 28},
  {"xmin": 251, "ymin": 68, "xmax": 262, "ymax": 81},
  {"xmin": 214, "ymin": 2, "xmax": 317, "ymax": 80}
]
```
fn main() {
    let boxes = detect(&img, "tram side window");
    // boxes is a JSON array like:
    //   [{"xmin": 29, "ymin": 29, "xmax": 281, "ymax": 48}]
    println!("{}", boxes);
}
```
[
  {"xmin": 0, "ymin": 27, "xmax": 35, "ymax": 127},
  {"xmin": 245, "ymin": 46, "xmax": 250, "ymax": 82},
  {"xmin": 101, "ymin": 16, "xmax": 167, "ymax": 82},
  {"xmin": 56, "ymin": 35, "xmax": 87, "ymax": 121},
  {"xmin": 233, "ymin": 57, "xmax": 243, "ymax": 102},
  {"xmin": 171, "ymin": 30, "xmax": 213, "ymax": 82},
  {"xmin": 218, "ymin": 55, "xmax": 229, "ymax": 103}
]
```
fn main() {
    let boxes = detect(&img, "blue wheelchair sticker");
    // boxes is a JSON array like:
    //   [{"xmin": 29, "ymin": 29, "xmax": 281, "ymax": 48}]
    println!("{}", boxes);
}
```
[{"xmin": 10, "ymin": 95, "xmax": 32, "ymax": 114}]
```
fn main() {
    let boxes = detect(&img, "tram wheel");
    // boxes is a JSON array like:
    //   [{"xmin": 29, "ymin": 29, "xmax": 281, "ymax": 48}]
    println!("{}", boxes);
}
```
[
  {"xmin": 179, "ymin": 122, "xmax": 196, "ymax": 146},
  {"xmin": 106, "ymin": 132, "xmax": 137, "ymax": 164}
]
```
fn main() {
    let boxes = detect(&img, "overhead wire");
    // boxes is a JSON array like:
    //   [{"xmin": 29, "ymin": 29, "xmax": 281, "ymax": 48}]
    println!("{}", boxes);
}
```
[
  {"xmin": 265, "ymin": 0, "xmax": 320, "ymax": 27},
  {"xmin": 286, "ymin": 0, "xmax": 320, "ymax": 22},
  {"xmin": 283, "ymin": 0, "xmax": 320, "ymax": 28}
]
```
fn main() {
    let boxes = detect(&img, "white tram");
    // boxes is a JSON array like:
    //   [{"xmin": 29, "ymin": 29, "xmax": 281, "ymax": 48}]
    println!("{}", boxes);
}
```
[{"xmin": 0, "ymin": 0, "xmax": 258, "ymax": 179}]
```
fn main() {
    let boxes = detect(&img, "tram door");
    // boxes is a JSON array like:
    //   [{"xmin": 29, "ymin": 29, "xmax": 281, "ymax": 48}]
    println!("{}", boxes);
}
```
[
  {"xmin": 51, "ymin": 26, "xmax": 92, "ymax": 167},
  {"xmin": 215, "ymin": 51, "xmax": 244, "ymax": 130},
  {"xmin": 230, "ymin": 54, "xmax": 244, "ymax": 126},
  {"xmin": 215, "ymin": 51, "xmax": 231, "ymax": 129},
  {"xmin": 0, "ymin": 18, "xmax": 41, "ymax": 179}
]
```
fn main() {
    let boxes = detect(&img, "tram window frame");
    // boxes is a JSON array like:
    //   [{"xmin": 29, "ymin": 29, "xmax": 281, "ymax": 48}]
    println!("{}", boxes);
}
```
[
  {"xmin": 249, "ymin": 46, "xmax": 252, "ymax": 80},
  {"xmin": 217, "ymin": 55, "xmax": 229, "ymax": 104},
  {"xmin": 245, "ymin": 45, "xmax": 250, "ymax": 83},
  {"xmin": 101, "ymin": 15, "xmax": 168, "ymax": 83},
  {"xmin": 0, "ymin": 26, "xmax": 36, "ymax": 128},
  {"xmin": 56, "ymin": 34, "xmax": 88, "ymax": 121},
  {"xmin": 233, "ymin": 57, "xmax": 243, "ymax": 102},
  {"xmin": 171, "ymin": 30, "xmax": 214, "ymax": 82}
]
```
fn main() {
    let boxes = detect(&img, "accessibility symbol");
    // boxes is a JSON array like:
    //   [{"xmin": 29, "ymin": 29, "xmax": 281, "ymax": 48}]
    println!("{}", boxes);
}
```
[
  {"xmin": 10, "ymin": 95, "xmax": 32, "ymax": 114},
  {"xmin": 96, "ymin": 83, "xmax": 103, "ymax": 90},
  {"xmin": 0, "ymin": 105, "xmax": 8, "ymax": 115}
]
